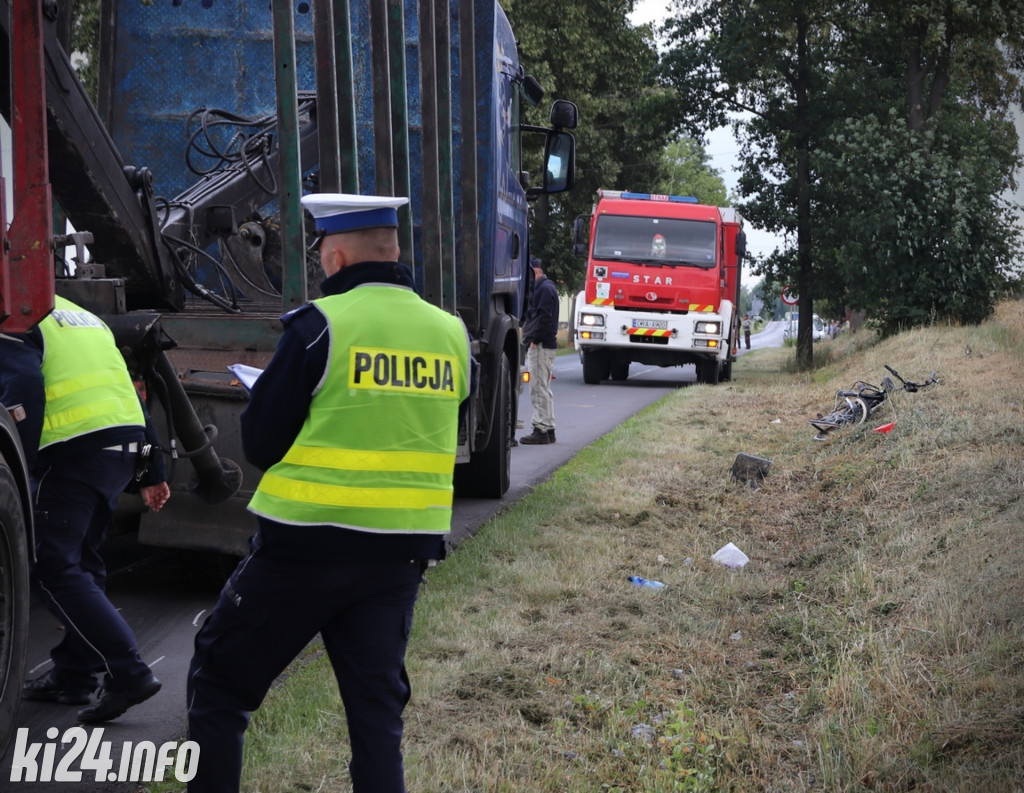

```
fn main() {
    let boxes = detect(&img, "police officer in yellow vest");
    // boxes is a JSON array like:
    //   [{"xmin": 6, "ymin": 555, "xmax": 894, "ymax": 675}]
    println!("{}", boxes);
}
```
[
  {"xmin": 186, "ymin": 193, "xmax": 473, "ymax": 793},
  {"xmin": 0, "ymin": 295, "xmax": 170, "ymax": 723}
]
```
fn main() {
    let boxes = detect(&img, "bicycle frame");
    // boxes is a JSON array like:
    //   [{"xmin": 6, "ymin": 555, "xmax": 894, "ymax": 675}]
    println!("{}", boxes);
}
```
[{"xmin": 809, "ymin": 365, "xmax": 937, "ymax": 440}]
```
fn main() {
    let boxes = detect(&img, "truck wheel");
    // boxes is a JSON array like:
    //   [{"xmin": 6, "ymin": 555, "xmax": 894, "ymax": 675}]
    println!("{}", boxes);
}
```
[
  {"xmin": 0, "ymin": 461, "xmax": 30, "ymax": 755},
  {"xmin": 581, "ymin": 350, "xmax": 610, "ymax": 384},
  {"xmin": 610, "ymin": 359, "xmax": 629, "ymax": 382},
  {"xmin": 454, "ymin": 352, "xmax": 512, "ymax": 499},
  {"xmin": 721, "ymin": 360, "xmax": 733, "ymax": 382}
]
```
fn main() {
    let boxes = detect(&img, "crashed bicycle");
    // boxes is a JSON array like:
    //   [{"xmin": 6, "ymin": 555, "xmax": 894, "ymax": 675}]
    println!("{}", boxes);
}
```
[{"xmin": 809, "ymin": 365, "xmax": 938, "ymax": 440}]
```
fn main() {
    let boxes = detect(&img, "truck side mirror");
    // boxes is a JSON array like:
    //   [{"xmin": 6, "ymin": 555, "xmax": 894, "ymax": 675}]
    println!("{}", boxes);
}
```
[
  {"xmin": 735, "ymin": 230, "xmax": 747, "ymax": 260},
  {"xmin": 549, "ymin": 99, "xmax": 578, "ymax": 130},
  {"xmin": 522, "ymin": 75, "xmax": 544, "ymax": 107},
  {"xmin": 545, "ymin": 131, "xmax": 574, "ymax": 193},
  {"xmin": 527, "ymin": 131, "xmax": 575, "ymax": 196}
]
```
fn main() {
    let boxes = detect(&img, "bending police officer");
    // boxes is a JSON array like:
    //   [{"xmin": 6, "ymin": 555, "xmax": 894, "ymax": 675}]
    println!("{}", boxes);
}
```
[
  {"xmin": 0, "ymin": 295, "xmax": 170, "ymax": 723},
  {"xmin": 186, "ymin": 193, "xmax": 473, "ymax": 793}
]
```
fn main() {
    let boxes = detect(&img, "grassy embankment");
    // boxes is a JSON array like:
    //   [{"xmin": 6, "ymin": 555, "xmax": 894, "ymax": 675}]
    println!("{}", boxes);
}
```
[{"xmin": 152, "ymin": 299, "xmax": 1023, "ymax": 792}]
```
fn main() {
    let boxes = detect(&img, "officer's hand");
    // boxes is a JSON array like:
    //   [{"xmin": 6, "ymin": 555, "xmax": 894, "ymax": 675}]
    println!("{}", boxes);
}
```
[{"xmin": 141, "ymin": 482, "xmax": 171, "ymax": 513}]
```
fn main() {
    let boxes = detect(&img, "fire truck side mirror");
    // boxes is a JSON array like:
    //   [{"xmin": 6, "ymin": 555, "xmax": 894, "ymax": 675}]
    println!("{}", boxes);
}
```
[{"xmin": 735, "ymin": 230, "xmax": 747, "ymax": 260}]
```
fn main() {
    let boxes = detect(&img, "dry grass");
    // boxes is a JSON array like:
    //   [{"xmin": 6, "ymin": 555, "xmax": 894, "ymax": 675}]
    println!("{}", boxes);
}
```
[{"xmin": 151, "ymin": 299, "xmax": 1024, "ymax": 792}]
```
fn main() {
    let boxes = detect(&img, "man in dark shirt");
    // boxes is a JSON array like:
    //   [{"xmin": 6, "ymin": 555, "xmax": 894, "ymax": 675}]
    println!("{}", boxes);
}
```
[{"xmin": 519, "ymin": 257, "xmax": 559, "ymax": 445}]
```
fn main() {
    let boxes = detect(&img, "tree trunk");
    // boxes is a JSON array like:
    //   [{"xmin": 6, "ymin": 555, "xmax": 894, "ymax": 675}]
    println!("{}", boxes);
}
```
[
  {"xmin": 794, "ymin": 7, "xmax": 814, "ymax": 370},
  {"xmin": 905, "ymin": 24, "xmax": 926, "ymax": 130}
]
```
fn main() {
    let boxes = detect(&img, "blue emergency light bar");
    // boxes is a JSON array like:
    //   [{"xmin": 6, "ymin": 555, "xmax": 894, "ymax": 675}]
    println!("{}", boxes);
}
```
[{"xmin": 599, "ymin": 189, "xmax": 699, "ymax": 204}]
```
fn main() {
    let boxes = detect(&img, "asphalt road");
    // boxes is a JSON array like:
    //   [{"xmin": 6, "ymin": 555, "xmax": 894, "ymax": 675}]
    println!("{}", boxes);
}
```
[{"xmin": 3, "ymin": 324, "xmax": 782, "ymax": 789}]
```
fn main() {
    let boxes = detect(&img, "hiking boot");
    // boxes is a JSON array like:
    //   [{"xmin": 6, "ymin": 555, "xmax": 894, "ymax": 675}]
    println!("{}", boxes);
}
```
[
  {"xmin": 547, "ymin": 429, "xmax": 556, "ymax": 443},
  {"xmin": 518, "ymin": 428, "xmax": 551, "ymax": 445}
]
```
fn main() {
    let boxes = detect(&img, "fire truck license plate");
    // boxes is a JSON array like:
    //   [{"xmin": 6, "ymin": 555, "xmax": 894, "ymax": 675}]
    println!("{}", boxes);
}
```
[{"xmin": 632, "ymin": 319, "xmax": 668, "ymax": 330}]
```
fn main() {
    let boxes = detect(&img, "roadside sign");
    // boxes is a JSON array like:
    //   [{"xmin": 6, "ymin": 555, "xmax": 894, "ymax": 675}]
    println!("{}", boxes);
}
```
[{"xmin": 781, "ymin": 285, "xmax": 798, "ymax": 305}]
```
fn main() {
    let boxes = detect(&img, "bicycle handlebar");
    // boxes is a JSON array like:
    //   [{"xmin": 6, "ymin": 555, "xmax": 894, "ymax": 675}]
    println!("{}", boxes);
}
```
[{"xmin": 883, "ymin": 365, "xmax": 938, "ymax": 393}]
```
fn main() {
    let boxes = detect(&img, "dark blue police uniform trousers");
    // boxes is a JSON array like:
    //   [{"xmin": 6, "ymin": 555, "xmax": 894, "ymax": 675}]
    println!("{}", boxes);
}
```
[
  {"xmin": 186, "ymin": 546, "xmax": 424, "ymax": 793},
  {"xmin": 31, "ymin": 446, "xmax": 153, "ymax": 691}
]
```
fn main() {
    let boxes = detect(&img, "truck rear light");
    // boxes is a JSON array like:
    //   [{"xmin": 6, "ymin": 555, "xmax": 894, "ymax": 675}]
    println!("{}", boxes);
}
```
[{"xmin": 695, "ymin": 321, "xmax": 721, "ymax": 335}]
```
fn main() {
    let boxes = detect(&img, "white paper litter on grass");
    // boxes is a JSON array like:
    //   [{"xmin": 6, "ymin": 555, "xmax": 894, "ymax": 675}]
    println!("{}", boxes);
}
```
[{"xmin": 712, "ymin": 542, "xmax": 750, "ymax": 569}]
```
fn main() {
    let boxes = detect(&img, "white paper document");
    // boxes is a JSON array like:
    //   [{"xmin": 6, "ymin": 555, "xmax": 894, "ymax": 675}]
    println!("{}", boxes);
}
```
[{"xmin": 228, "ymin": 363, "xmax": 264, "ymax": 393}]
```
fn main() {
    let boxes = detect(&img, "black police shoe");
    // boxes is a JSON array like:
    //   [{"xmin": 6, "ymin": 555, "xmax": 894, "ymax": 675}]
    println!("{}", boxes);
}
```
[
  {"xmin": 77, "ymin": 673, "xmax": 161, "ymax": 724},
  {"xmin": 518, "ymin": 428, "xmax": 551, "ymax": 445},
  {"xmin": 23, "ymin": 672, "xmax": 94, "ymax": 705},
  {"xmin": 547, "ymin": 430, "xmax": 556, "ymax": 443}
]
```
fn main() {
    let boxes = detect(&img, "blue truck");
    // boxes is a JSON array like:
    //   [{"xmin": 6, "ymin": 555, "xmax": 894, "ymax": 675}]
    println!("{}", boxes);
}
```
[{"xmin": 0, "ymin": 0, "xmax": 575, "ymax": 751}]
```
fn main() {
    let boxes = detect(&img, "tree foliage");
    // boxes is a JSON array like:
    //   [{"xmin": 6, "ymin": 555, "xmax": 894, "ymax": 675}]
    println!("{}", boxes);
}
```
[
  {"xmin": 653, "ymin": 137, "xmax": 728, "ymax": 205},
  {"xmin": 661, "ymin": 0, "xmax": 1024, "ymax": 362},
  {"xmin": 68, "ymin": 1, "xmax": 101, "ymax": 102},
  {"xmin": 505, "ymin": 0, "xmax": 682, "ymax": 295}
]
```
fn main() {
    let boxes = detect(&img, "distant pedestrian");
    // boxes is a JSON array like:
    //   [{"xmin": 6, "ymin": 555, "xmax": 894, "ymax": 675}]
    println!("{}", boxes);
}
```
[
  {"xmin": 742, "ymin": 313, "xmax": 752, "ymax": 350},
  {"xmin": 519, "ymin": 257, "xmax": 559, "ymax": 445}
]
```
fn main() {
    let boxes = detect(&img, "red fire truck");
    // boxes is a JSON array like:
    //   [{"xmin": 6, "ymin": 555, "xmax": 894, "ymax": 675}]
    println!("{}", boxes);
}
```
[{"xmin": 572, "ymin": 190, "xmax": 745, "ymax": 385}]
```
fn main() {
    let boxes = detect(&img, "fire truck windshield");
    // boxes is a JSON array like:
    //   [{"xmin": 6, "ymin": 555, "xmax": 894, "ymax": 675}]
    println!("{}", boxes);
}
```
[{"xmin": 592, "ymin": 215, "xmax": 717, "ymax": 268}]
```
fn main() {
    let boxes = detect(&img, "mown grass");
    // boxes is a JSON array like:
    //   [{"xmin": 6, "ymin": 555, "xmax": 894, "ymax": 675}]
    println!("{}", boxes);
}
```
[{"xmin": 150, "ymin": 299, "xmax": 1024, "ymax": 793}]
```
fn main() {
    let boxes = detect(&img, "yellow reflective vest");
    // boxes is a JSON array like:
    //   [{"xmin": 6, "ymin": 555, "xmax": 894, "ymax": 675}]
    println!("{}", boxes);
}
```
[
  {"xmin": 37, "ymin": 296, "xmax": 145, "ymax": 449},
  {"xmin": 248, "ymin": 285, "xmax": 471, "ymax": 534}
]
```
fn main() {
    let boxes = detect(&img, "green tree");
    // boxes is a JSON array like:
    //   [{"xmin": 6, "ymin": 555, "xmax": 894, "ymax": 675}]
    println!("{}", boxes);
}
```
[
  {"xmin": 813, "ymin": 1, "xmax": 1023, "ymax": 335},
  {"xmin": 660, "ymin": 0, "xmax": 1024, "ymax": 364},
  {"xmin": 654, "ymin": 136, "xmax": 728, "ymax": 205},
  {"xmin": 661, "ymin": 0, "xmax": 853, "ymax": 368},
  {"xmin": 506, "ymin": 0, "xmax": 682, "ymax": 295},
  {"xmin": 65, "ymin": 1, "xmax": 100, "ymax": 102}
]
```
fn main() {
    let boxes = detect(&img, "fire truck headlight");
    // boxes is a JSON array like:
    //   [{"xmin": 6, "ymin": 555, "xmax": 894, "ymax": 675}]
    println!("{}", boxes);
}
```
[
  {"xmin": 695, "ymin": 321, "xmax": 721, "ymax": 335},
  {"xmin": 580, "ymin": 313, "xmax": 605, "ymax": 327}
]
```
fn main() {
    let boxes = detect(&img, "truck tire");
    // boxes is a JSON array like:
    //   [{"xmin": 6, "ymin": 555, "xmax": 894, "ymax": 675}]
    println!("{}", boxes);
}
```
[
  {"xmin": 610, "ymin": 359, "xmax": 630, "ymax": 382},
  {"xmin": 581, "ymin": 350, "xmax": 610, "ymax": 384},
  {"xmin": 454, "ymin": 352, "xmax": 512, "ymax": 499},
  {"xmin": 0, "ymin": 460, "xmax": 30, "ymax": 755}
]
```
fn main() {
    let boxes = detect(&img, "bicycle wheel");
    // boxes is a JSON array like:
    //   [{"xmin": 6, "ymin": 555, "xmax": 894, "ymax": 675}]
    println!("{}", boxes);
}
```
[
  {"xmin": 850, "ymin": 396, "xmax": 870, "ymax": 424},
  {"xmin": 841, "ymin": 395, "xmax": 867, "ymax": 424}
]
